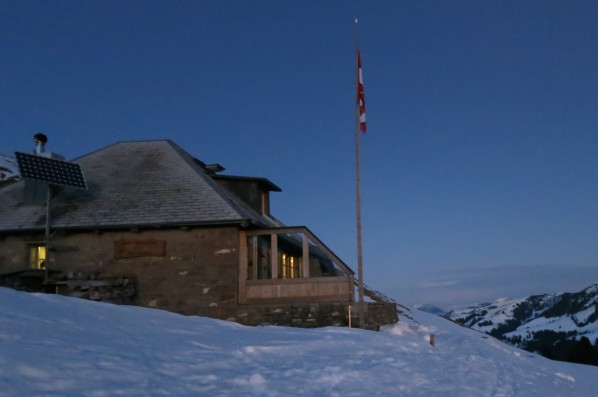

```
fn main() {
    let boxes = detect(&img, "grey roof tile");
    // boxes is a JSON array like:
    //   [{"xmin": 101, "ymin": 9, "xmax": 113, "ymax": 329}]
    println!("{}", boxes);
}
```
[{"xmin": 0, "ymin": 140, "xmax": 277, "ymax": 232}]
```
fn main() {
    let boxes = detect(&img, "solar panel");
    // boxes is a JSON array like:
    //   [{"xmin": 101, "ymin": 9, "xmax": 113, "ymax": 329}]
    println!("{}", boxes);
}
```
[{"xmin": 15, "ymin": 152, "xmax": 87, "ymax": 189}]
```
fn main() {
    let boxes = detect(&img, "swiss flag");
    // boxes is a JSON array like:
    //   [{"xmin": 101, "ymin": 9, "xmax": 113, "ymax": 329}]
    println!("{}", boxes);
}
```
[{"xmin": 357, "ymin": 49, "xmax": 366, "ymax": 133}]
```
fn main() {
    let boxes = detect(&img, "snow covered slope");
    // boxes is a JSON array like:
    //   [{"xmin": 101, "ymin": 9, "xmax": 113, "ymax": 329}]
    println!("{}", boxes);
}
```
[
  {"xmin": 413, "ymin": 304, "xmax": 447, "ymax": 316},
  {"xmin": 448, "ymin": 284, "xmax": 598, "ymax": 364},
  {"xmin": 1, "ymin": 287, "xmax": 596, "ymax": 396}
]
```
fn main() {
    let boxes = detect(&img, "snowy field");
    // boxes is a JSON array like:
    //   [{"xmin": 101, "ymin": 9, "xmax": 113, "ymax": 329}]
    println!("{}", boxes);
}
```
[{"xmin": 1, "ymin": 287, "xmax": 596, "ymax": 397}]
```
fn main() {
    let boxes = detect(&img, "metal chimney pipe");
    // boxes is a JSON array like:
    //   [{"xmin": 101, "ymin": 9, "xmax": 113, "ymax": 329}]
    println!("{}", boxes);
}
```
[{"xmin": 33, "ymin": 133, "xmax": 48, "ymax": 155}]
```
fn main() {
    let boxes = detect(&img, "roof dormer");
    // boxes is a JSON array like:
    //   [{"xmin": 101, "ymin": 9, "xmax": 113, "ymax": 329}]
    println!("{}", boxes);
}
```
[{"xmin": 212, "ymin": 175, "xmax": 281, "ymax": 216}]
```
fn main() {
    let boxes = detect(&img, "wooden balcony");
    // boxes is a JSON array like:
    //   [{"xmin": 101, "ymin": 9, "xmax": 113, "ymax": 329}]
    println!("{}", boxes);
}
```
[{"xmin": 238, "ymin": 227, "xmax": 355, "ymax": 305}]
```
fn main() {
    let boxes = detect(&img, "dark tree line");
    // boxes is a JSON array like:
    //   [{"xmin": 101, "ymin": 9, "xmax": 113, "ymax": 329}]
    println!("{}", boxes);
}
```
[{"xmin": 540, "ymin": 336, "xmax": 598, "ymax": 366}]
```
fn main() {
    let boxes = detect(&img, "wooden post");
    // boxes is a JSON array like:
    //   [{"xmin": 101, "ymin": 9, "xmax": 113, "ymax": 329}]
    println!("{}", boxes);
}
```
[
  {"xmin": 430, "ymin": 335, "xmax": 436, "ymax": 347},
  {"xmin": 238, "ymin": 231, "xmax": 247, "ymax": 304},
  {"xmin": 44, "ymin": 185, "xmax": 51, "ymax": 282},
  {"xmin": 348, "ymin": 305, "xmax": 352, "ymax": 328},
  {"xmin": 271, "ymin": 233, "xmax": 278, "ymax": 279},
  {"xmin": 302, "ymin": 233, "xmax": 309, "ymax": 278}
]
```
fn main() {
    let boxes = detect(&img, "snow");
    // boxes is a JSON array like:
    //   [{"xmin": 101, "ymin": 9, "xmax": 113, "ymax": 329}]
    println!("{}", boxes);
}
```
[
  {"xmin": 507, "ymin": 314, "xmax": 598, "ymax": 342},
  {"xmin": 1, "ymin": 287, "xmax": 597, "ymax": 396},
  {"xmin": 574, "ymin": 306, "xmax": 595, "ymax": 325},
  {"xmin": 450, "ymin": 297, "xmax": 526, "ymax": 325}
]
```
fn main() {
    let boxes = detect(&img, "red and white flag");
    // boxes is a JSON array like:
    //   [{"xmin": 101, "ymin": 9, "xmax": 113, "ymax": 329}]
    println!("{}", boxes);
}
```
[{"xmin": 356, "ymin": 49, "xmax": 366, "ymax": 133}]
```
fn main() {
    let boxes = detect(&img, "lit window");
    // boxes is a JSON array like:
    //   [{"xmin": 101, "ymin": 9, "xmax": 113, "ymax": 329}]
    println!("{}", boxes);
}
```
[
  {"xmin": 279, "ymin": 252, "xmax": 302, "ymax": 279},
  {"xmin": 29, "ymin": 245, "xmax": 46, "ymax": 269}
]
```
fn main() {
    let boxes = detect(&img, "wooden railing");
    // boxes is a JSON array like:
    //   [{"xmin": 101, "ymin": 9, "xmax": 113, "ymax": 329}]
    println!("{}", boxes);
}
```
[{"xmin": 354, "ymin": 279, "xmax": 396, "ymax": 303}]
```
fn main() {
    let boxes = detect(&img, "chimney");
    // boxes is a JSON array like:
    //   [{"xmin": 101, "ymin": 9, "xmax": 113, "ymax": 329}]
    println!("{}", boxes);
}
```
[
  {"xmin": 34, "ymin": 133, "xmax": 47, "ymax": 155},
  {"xmin": 32, "ymin": 133, "xmax": 64, "ymax": 160}
]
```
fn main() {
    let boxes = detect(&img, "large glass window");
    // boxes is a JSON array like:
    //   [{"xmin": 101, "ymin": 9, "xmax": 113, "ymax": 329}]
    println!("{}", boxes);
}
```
[
  {"xmin": 278, "ymin": 234, "xmax": 303, "ymax": 279},
  {"xmin": 280, "ymin": 253, "xmax": 301, "ymax": 279},
  {"xmin": 245, "ymin": 229, "xmax": 350, "ymax": 281},
  {"xmin": 247, "ymin": 235, "xmax": 272, "ymax": 280}
]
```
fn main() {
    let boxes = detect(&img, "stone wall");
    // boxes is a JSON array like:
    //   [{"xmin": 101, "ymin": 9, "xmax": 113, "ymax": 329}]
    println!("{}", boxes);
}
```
[
  {"xmin": 0, "ymin": 226, "xmax": 241, "ymax": 319},
  {"xmin": 53, "ymin": 271, "xmax": 136, "ymax": 304},
  {"xmin": 363, "ymin": 302, "xmax": 400, "ymax": 330},
  {"xmin": 0, "ymin": 227, "xmax": 399, "ymax": 330},
  {"xmin": 0, "ymin": 270, "xmax": 136, "ymax": 304},
  {"xmin": 0, "ymin": 270, "xmax": 55, "ymax": 293},
  {"xmin": 235, "ymin": 301, "xmax": 398, "ymax": 330},
  {"xmin": 236, "ymin": 302, "xmax": 350, "ymax": 327}
]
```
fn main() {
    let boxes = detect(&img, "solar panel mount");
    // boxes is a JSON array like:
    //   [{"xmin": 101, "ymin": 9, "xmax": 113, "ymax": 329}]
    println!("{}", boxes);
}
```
[{"xmin": 15, "ymin": 152, "xmax": 87, "ymax": 189}]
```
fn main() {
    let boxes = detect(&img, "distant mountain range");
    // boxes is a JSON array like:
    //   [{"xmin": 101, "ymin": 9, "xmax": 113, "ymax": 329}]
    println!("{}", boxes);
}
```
[{"xmin": 445, "ymin": 284, "xmax": 598, "ymax": 365}]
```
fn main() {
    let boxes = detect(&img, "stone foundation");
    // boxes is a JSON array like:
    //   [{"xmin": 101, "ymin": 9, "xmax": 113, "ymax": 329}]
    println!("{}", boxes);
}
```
[
  {"xmin": 0, "ymin": 270, "xmax": 55, "ymax": 293},
  {"xmin": 236, "ymin": 302, "xmax": 348, "ymax": 327},
  {"xmin": 362, "ymin": 302, "xmax": 399, "ymax": 330},
  {"xmin": 0, "ymin": 270, "xmax": 136, "ymax": 305},
  {"xmin": 53, "ymin": 271, "xmax": 136, "ymax": 305},
  {"xmin": 236, "ymin": 301, "xmax": 398, "ymax": 330},
  {"xmin": 0, "ymin": 270, "xmax": 398, "ymax": 330}
]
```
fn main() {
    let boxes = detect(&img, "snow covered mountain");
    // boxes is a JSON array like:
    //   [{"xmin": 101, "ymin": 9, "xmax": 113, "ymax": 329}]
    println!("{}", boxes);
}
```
[
  {"xmin": 2, "ymin": 287, "xmax": 597, "ymax": 396},
  {"xmin": 447, "ymin": 284, "xmax": 598, "ymax": 365}
]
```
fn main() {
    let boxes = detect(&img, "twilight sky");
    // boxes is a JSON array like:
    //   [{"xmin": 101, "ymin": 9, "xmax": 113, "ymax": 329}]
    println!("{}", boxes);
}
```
[{"xmin": 1, "ymin": 0, "xmax": 598, "ymax": 308}]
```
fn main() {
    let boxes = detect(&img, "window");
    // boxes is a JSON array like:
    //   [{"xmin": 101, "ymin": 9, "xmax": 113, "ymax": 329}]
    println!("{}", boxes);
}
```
[
  {"xmin": 247, "ymin": 235, "xmax": 272, "ymax": 280},
  {"xmin": 239, "ymin": 228, "xmax": 356, "ymax": 305},
  {"xmin": 247, "ymin": 234, "xmax": 305, "ymax": 280},
  {"xmin": 29, "ymin": 245, "xmax": 46, "ymax": 269},
  {"xmin": 280, "ymin": 253, "xmax": 302, "ymax": 279},
  {"xmin": 278, "ymin": 234, "xmax": 304, "ymax": 279},
  {"xmin": 243, "ymin": 228, "xmax": 353, "ymax": 282}
]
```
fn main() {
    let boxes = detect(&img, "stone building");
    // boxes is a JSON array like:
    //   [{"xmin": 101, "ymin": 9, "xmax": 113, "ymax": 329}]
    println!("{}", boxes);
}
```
[{"xmin": 0, "ymin": 140, "xmax": 397, "ymax": 329}]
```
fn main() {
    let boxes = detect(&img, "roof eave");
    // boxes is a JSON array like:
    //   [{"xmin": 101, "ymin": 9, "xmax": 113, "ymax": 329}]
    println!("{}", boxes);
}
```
[{"xmin": 0, "ymin": 219, "xmax": 258, "ymax": 234}]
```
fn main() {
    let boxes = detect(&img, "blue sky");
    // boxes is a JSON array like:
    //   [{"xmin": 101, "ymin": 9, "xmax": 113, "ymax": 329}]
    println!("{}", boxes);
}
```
[{"xmin": 1, "ymin": 0, "xmax": 598, "ymax": 307}]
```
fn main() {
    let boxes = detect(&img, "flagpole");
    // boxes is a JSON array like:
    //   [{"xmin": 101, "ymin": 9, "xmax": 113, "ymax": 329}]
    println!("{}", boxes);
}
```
[{"xmin": 354, "ymin": 18, "xmax": 365, "ymax": 328}]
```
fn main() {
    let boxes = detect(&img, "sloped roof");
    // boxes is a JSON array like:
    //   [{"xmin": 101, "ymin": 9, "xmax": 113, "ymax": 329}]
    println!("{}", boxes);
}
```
[
  {"xmin": 0, "ymin": 140, "xmax": 278, "ymax": 232},
  {"xmin": 0, "ymin": 154, "xmax": 18, "ymax": 184}
]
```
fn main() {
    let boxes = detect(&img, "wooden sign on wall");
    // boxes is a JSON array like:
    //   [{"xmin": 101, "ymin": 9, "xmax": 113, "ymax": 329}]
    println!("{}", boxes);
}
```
[{"xmin": 114, "ymin": 240, "xmax": 166, "ymax": 259}]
